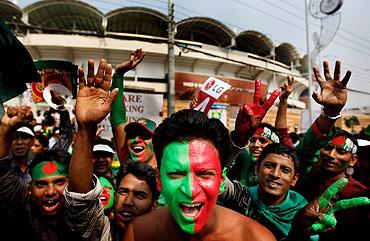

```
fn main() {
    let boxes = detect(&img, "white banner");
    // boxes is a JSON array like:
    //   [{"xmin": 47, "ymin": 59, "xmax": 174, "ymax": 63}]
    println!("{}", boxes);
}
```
[{"xmin": 124, "ymin": 92, "xmax": 163, "ymax": 125}]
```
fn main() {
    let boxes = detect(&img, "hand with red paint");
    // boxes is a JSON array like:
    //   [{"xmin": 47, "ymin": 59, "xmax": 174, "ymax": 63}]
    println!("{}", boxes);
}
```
[
  {"xmin": 76, "ymin": 59, "xmax": 119, "ymax": 128},
  {"xmin": 234, "ymin": 80, "xmax": 280, "ymax": 145},
  {"xmin": 115, "ymin": 48, "xmax": 145, "ymax": 75},
  {"xmin": 312, "ymin": 60, "xmax": 351, "ymax": 116},
  {"xmin": 1, "ymin": 105, "xmax": 34, "ymax": 129}
]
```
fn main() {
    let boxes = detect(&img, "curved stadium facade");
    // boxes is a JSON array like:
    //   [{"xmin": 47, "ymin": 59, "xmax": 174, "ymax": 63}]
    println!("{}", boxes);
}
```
[{"xmin": 1, "ymin": 0, "xmax": 310, "ymax": 129}]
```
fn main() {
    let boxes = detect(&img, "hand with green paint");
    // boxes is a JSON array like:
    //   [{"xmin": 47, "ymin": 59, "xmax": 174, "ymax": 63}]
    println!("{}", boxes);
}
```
[
  {"xmin": 287, "ymin": 178, "xmax": 370, "ymax": 240},
  {"xmin": 76, "ymin": 59, "xmax": 119, "ymax": 127},
  {"xmin": 311, "ymin": 178, "xmax": 370, "ymax": 232},
  {"xmin": 115, "ymin": 48, "xmax": 145, "ymax": 75}
]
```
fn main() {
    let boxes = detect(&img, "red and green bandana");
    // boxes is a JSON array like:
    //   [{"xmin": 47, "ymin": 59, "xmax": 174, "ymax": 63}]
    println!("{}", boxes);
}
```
[
  {"xmin": 329, "ymin": 135, "xmax": 357, "ymax": 154},
  {"xmin": 254, "ymin": 127, "xmax": 280, "ymax": 143},
  {"xmin": 160, "ymin": 140, "xmax": 221, "ymax": 234},
  {"xmin": 31, "ymin": 161, "xmax": 68, "ymax": 181}
]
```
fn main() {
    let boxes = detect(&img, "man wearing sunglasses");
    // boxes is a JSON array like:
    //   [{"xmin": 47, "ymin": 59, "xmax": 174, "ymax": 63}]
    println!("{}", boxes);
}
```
[{"xmin": 124, "ymin": 118, "xmax": 157, "ymax": 167}]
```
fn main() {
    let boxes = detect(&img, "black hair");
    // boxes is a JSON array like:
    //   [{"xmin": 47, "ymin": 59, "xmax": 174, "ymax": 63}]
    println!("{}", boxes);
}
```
[
  {"xmin": 34, "ymin": 133, "xmax": 49, "ymax": 148},
  {"xmin": 257, "ymin": 143, "xmax": 299, "ymax": 175},
  {"xmin": 116, "ymin": 160, "xmax": 159, "ymax": 201},
  {"xmin": 153, "ymin": 109, "xmax": 230, "ymax": 169},
  {"xmin": 28, "ymin": 149, "xmax": 71, "ymax": 175}
]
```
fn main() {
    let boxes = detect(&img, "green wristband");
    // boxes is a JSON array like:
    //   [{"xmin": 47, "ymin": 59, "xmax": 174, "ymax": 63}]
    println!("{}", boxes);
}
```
[{"xmin": 110, "ymin": 73, "xmax": 126, "ymax": 127}]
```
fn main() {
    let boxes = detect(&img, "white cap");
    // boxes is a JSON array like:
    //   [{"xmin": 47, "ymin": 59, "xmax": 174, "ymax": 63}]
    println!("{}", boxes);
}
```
[
  {"xmin": 93, "ymin": 144, "xmax": 115, "ymax": 154},
  {"xmin": 16, "ymin": 126, "xmax": 35, "ymax": 137},
  {"xmin": 358, "ymin": 139, "xmax": 370, "ymax": 147},
  {"xmin": 34, "ymin": 125, "xmax": 43, "ymax": 132}
]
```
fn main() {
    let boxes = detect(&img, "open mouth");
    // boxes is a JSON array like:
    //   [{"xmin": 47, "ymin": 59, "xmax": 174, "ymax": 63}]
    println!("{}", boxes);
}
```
[
  {"xmin": 132, "ymin": 145, "xmax": 145, "ymax": 154},
  {"xmin": 42, "ymin": 199, "xmax": 60, "ymax": 213},
  {"xmin": 180, "ymin": 202, "xmax": 203, "ymax": 218},
  {"xmin": 100, "ymin": 196, "xmax": 108, "ymax": 205}
]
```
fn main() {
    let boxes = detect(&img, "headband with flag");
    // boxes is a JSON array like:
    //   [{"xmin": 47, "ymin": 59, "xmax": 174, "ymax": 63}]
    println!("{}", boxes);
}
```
[
  {"xmin": 31, "ymin": 161, "xmax": 68, "ymax": 181},
  {"xmin": 329, "ymin": 135, "xmax": 357, "ymax": 154},
  {"xmin": 253, "ymin": 127, "xmax": 280, "ymax": 143}
]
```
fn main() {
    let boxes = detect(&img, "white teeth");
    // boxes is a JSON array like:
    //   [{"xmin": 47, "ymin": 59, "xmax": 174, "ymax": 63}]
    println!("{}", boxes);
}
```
[
  {"xmin": 122, "ymin": 212, "xmax": 133, "ymax": 217},
  {"xmin": 182, "ymin": 203, "xmax": 202, "ymax": 208}
]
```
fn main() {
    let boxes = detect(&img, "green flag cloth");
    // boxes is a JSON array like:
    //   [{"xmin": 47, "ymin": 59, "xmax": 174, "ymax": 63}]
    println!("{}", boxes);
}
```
[
  {"xmin": 0, "ymin": 20, "xmax": 39, "ymax": 102},
  {"xmin": 249, "ymin": 186, "xmax": 308, "ymax": 237}
]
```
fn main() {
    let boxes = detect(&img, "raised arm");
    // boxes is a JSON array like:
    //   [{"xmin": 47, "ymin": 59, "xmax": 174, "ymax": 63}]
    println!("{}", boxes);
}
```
[
  {"xmin": 0, "ymin": 106, "xmax": 34, "ymax": 159},
  {"xmin": 275, "ymin": 76, "xmax": 295, "ymax": 147},
  {"xmin": 227, "ymin": 80, "xmax": 280, "ymax": 165},
  {"xmin": 313, "ymin": 60, "xmax": 351, "ymax": 134},
  {"xmin": 296, "ymin": 60, "xmax": 351, "ymax": 161},
  {"xmin": 68, "ymin": 59, "xmax": 118, "ymax": 193},
  {"xmin": 110, "ymin": 49, "xmax": 145, "ymax": 161}
]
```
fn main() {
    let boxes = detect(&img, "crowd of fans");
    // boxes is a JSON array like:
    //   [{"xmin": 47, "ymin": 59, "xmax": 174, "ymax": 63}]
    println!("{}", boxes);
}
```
[{"xmin": 0, "ymin": 49, "xmax": 369, "ymax": 241}]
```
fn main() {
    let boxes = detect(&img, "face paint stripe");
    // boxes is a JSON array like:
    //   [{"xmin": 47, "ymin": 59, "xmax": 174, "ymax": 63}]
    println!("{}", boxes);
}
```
[
  {"xmin": 160, "ymin": 142, "xmax": 194, "ymax": 234},
  {"xmin": 189, "ymin": 140, "xmax": 221, "ymax": 234}
]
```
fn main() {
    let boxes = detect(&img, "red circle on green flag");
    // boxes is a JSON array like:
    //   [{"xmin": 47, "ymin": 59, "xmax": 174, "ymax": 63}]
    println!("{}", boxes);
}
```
[{"xmin": 42, "ymin": 162, "xmax": 58, "ymax": 175}]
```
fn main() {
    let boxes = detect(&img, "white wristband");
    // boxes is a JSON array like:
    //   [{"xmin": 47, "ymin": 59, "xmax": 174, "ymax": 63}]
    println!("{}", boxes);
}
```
[{"xmin": 321, "ymin": 108, "xmax": 342, "ymax": 120}]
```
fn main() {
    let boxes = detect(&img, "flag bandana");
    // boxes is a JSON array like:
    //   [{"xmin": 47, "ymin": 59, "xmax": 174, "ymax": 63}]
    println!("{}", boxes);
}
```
[
  {"xmin": 31, "ymin": 161, "xmax": 68, "ymax": 181},
  {"xmin": 254, "ymin": 127, "xmax": 280, "ymax": 143},
  {"xmin": 329, "ymin": 135, "xmax": 357, "ymax": 154}
]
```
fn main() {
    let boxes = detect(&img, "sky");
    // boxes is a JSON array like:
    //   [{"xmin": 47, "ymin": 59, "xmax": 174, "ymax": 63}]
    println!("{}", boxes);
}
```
[{"xmin": 14, "ymin": 0, "xmax": 370, "ymax": 108}]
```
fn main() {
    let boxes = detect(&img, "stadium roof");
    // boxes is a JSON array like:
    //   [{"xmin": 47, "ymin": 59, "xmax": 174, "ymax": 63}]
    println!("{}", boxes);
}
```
[
  {"xmin": 23, "ymin": 0, "xmax": 104, "ymax": 34},
  {"xmin": 176, "ymin": 17, "xmax": 236, "ymax": 47},
  {"xmin": 106, "ymin": 7, "xmax": 168, "ymax": 37},
  {"xmin": 275, "ymin": 42, "xmax": 300, "ymax": 65},
  {"xmin": 0, "ymin": 0, "xmax": 303, "ymax": 65},
  {"xmin": 235, "ymin": 30, "xmax": 273, "ymax": 57},
  {"xmin": 0, "ymin": 0, "xmax": 22, "ymax": 23}
]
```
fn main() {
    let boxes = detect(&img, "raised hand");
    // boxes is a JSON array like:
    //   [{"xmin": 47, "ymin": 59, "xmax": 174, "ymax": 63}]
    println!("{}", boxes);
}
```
[
  {"xmin": 1, "ymin": 105, "xmax": 34, "ymax": 128},
  {"xmin": 310, "ymin": 178, "xmax": 370, "ymax": 232},
  {"xmin": 76, "ymin": 59, "xmax": 118, "ymax": 128},
  {"xmin": 115, "ymin": 48, "xmax": 145, "ymax": 75},
  {"xmin": 280, "ymin": 75, "xmax": 295, "ymax": 102},
  {"xmin": 312, "ymin": 60, "xmax": 351, "ymax": 116},
  {"xmin": 235, "ymin": 80, "xmax": 280, "ymax": 144}
]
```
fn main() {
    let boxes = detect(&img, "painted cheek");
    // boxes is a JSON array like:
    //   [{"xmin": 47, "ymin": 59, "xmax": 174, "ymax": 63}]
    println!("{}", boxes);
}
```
[{"xmin": 189, "ymin": 141, "xmax": 221, "ymax": 234}]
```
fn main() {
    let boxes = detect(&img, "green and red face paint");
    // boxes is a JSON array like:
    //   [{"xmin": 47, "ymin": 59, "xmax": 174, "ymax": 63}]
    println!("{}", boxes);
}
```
[
  {"xmin": 31, "ymin": 161, "xmax": 68, "ymax": 181},
  {"xmin": 160, "ymin": 140, "xmax": 222, "ymax": 234},
  {"xmin": 128, "ymin": 136, "xmax": 153, "ymax": 162},
  {"xmin": 99, "ymin": 176, "xmax": 115, "ymax": 211},
  {"xmin": 329, "ymin": 135, "xmax": 357, "ymax": 154}
]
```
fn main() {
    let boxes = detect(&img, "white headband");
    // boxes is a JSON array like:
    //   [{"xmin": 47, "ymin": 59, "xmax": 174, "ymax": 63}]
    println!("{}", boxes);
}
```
[{"xmin": 93, "ymin": 144, "xmax": 115, "ymax": 154}]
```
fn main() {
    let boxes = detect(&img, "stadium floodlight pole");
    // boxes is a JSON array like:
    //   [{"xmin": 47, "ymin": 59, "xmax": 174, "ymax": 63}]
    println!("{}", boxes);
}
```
[
  {"xmin": 305, "ymin": 0, "xmax": 313, "ymax": 124},
  {"xmin": 167, "ymin": 0, "xmax": 175, "ymax": 115}
]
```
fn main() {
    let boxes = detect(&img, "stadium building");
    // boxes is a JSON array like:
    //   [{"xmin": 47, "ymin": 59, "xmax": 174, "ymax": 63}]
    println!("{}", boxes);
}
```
[{"xmin": 1, "ymin": 0, "xmax": 312, "ymax": 130}]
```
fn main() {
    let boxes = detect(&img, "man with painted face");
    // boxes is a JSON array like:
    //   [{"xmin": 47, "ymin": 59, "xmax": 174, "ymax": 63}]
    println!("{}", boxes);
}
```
[
  {"xmin": 124, "ymin": 118, "xmax": 156, "ymax": 167},
  {"xmin": 109, "ymin": 49, "xmax": 158, "ymax": 167},
  {"xmin": 63, "ymin": 58, "xmax": 159, "ymax": 241},
  {"xmin": 0, "ymin": 106, "xmax": 79, "ymax": 240},
  {"xmin": 289, "ymin": 60, "xmax": 370, "ymax": 241},
  {"xmin": 123, "ymin": 109, "xmax": 276, "ymax": 241}
]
